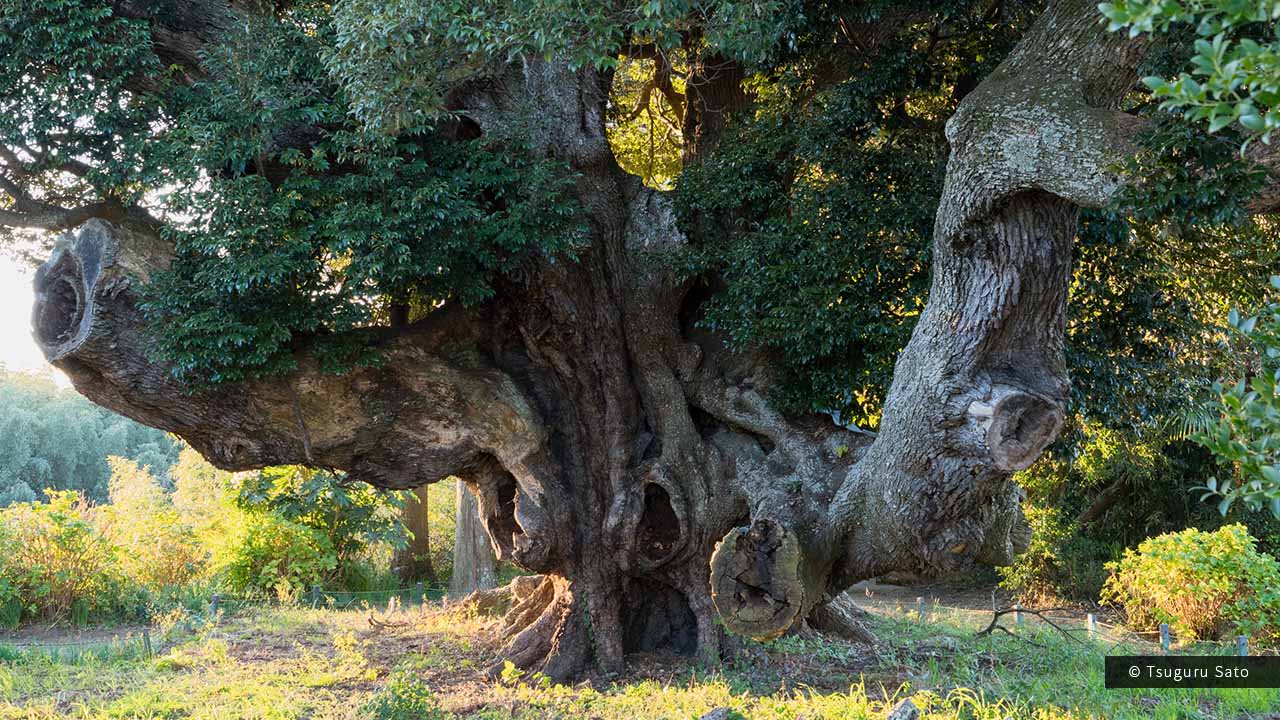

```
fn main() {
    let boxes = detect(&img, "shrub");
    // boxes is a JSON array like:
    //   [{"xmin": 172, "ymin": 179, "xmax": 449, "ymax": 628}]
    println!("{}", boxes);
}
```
[
  {"xmin": 997, "ymin": 503, "xmax": 1111, "ymax": 604},
  {"xmin": 356, "ymin": 672, "xmax": 448, "ymax": 720},
  {"xmin": 235, "ymin": 466, "xmax": 406, "ymax": 564},
  {"xmin": 214, "ymin": 509, "xmax": 337, "ymax": 597},
  {"xmin": 97, "ymin": 457, "xmax": 205, "ymax": 591},
  {"xmin": 1193, "ymin": 277, "xmax": 1280, "ymax": 519},
  {"xmin": 1102, "ymin": 524, "xmax": 1280, "ymax": 643},
  {"xmin": 0, "ymin": 491, "xmax": 126, "ymax": 624}
]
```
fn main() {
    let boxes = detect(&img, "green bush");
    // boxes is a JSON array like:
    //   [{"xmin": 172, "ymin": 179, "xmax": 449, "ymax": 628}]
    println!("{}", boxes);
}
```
[
  {"xmin": 98, "ymin": 457, "xmax": 205, "ymax": 591},
  {"xmin": 1102, "ymin": 524, "xmax": 1280, "ymax": 644},
  {"xmin": 997, "ymin": 502, "xmax": 1111, "ymax": 605},
  {"xmin": 1000, "ymin": 425, "xmax": 1172, "ymax": 602},
  {"xmin": 0, "ymin": 491, "xmax": 127, "ymax": 624},
  {"xmin": 214, "ymin": 509, "xmax": 337, "ymax": 598},
  {"xmin": 1193, "ymin": 277, "xmax": 1280, "ymax": 519}
]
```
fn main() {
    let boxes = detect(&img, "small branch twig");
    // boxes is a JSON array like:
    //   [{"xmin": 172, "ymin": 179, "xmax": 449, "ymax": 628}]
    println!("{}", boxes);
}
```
[{"xmin": 975, "ymin": 606, "xmax": 1088, "ymax": 646}]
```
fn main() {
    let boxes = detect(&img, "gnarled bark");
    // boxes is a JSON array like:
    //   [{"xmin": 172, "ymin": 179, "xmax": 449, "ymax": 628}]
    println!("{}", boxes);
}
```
[{"xmin": 27, "ymin": 0, "xmax": 1194, "ymax": 681}]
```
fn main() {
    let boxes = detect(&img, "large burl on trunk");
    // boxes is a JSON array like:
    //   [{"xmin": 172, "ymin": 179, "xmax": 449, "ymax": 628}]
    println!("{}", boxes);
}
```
[{"xmin": 30, "ymin": 0, "xmax": 1158, "ymax": 679}]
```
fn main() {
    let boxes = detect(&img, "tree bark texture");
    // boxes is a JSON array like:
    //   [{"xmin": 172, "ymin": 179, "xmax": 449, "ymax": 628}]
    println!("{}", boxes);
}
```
[
  {"xmin": 29, "ymin": 0, "xmax": 1172, "ymax": 680},
  {"xmin": 450, "ymin": 479, "xmax": 498, "ymax": 598}
]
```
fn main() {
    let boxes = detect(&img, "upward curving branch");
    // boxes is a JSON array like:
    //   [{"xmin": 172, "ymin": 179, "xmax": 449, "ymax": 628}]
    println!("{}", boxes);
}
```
[
  {"xmin": 827, "ymin": 0, "xmax": 1145, "ymax": 578},
  {"xmin": 702, "ymin": 0, "xmax": 1155, "ymax": 641}
]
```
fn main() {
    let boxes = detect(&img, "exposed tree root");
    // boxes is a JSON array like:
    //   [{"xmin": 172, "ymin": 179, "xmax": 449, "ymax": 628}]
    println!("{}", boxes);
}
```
[
  {"xmin": 461, "ymin": 574, "xmax": 545, "ymax": 618},
  {"xmin": 478, "ymin": 575, "xmax": 593, "ymax": 681},
  {"xmin": 806, "ymin": 593, "xmax": 878, "ymax": 645}
]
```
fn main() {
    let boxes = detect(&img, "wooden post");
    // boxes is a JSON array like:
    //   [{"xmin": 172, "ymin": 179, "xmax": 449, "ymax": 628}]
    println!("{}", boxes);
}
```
[
  {"xmin": 917, "ymin": 596, "xmax": 926, "ymax": 621},
  {"xmin": 415, "ymin": 581, "xmax": 425, "ymax": 605},
  {"xmin": 1014, "ymin": 603, "xmax": 1022, "ymax": 625},
  {"xmin": 1237, "ymin": 636, "xmax": 1249, "ymax": 656},
  {"xmin": 142, "ymin": 629, "xmax": 152, "ymax": 659},
  {"xmin": 1159, "ymin": 623, "xmax": 1170, "ymax": 653},
  {"xmin": 308, "ymin": 586, "xmax": 320, "ymax": 607},
  {"xmin": 1086, "ymin": 613, "xmax": 1097, "ymax": 639}
]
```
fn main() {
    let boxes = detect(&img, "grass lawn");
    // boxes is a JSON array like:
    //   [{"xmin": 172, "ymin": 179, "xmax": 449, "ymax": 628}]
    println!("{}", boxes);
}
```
[{"xmin": 0, "ymin": 599, "xmax": 1276, "ymax": 719}]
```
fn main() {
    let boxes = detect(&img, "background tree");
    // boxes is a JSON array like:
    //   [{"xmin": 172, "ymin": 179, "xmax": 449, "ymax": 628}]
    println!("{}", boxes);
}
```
[
  {"xmin": 394, "ymin": 485, "xmax": 437, "ymax": 584},
  {"xmin": 0, "ymin": 367, "xmax": 181, "ymax": 505},
  {"xmin": 450, "ymin": 479, "xmax": 498, "ymax": 598},
  {"xmin": 5, "ymin": 0, "xmax": 1280, "ymax": 679}
]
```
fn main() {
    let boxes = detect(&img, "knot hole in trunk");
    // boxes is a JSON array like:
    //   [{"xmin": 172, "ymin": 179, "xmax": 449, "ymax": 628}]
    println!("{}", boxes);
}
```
[
  {"xmin": 986, "ymin": 391, "xmax": 1063, "ymax": 472},
  {"xmin": 636, "ymin": 482, "xmax": 684, "ymax": 567},
  {"xmin": 33, "ymin": 256, "xmax": 86, "ymax": 351}
]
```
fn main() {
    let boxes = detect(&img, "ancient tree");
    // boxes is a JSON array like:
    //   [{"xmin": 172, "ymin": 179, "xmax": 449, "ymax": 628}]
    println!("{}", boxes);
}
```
[{"xmin": 5, "ymin": 0, "xmax": 1278, "ymax": 678}]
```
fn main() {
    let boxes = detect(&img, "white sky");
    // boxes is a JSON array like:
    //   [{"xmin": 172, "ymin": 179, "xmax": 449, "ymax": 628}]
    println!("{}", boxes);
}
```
[{"xmin": 0, "ymin": 254, "xmax": 59, "ymax": 376}]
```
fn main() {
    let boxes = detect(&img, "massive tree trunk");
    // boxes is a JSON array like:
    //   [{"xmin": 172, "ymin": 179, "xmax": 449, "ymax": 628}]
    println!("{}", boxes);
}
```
[
  {"xmin": 449, "ymin": 479, "xmax": 498, "ymax": 598},
  {"xmin": 29, "ymin": 0, "xmax": 1166, "ymax": 680}
]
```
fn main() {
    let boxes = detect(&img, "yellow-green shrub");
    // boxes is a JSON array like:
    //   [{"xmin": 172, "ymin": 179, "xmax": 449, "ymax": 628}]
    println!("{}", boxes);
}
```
[
  {"xmin": 1102, "ymin": 524, "xmax": 1280, "ymax": 643},
  {"xmin": 213, "ymin": 509, "xmax": 337, "ymax": 597},
  {"xmin": 0, "ymin": 491, "xmax": 126, "ymax": 624},
  {"xmin": 97, "ymin": 457, "xmax": 205, "ymax": 591}
]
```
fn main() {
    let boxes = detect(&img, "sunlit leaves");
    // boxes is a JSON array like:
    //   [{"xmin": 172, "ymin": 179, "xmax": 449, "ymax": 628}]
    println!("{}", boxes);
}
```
[
  {"xmin": 326, "ymin": 0, "xmax": 803, "ymax": 134},
  {"xmin": 0, "ymin": 0, "xmax": 170, "ymax": 212},
  {"xmin": 607, "ymin": 54, "xmax": 686, "ymax": 190},
  {"xmin": 1101, "ymin": 0, "xmax": 1280, "ymax": 146}
]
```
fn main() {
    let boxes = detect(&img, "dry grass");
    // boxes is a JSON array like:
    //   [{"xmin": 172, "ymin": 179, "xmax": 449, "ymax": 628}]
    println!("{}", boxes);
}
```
[{"xmin": 0, "ymin": 599, "xmax": 1277, "ymax": 719}]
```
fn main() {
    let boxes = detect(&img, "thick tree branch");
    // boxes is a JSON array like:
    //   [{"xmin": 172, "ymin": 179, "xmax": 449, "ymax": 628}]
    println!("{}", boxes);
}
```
[
  {"xmin": 822, "ymin": 0, "xmax": 1145, "ymax": 584},
  {"xmin": 33, "ymin": 219, "xmax": 546, "ymax": 491}
]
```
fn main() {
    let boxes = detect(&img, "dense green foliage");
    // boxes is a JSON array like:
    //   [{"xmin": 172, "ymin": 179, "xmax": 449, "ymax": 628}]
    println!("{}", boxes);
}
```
[
  {"xmin": 1193, "ymin": 276, "xmax": 1280, "ymax": 518},
  {"xmin": 6, "ymin": 0, "xmax": 1280, "ymax": 638},
  {"xmin": 227, "ymin": 466, "xmax": 408, "ymax": 594},
  {"xmin": 327, "ymin": 0, "xmax": 804, "ymax": 134},
  {"xmin": 144, "ymin": 11, "xmax": 585, "ymax": 385},
  {"xmin": 0, "ymin": 491, "xmax": 128, "ymax": 626},
  {"xmin": 1, "ymin": 0, "xmax": 583, "ymax": 385},
  {"xmin": 0, "ymin": 0, "xmax": 163, "ymax": 224},
  {"xmin": 1103, "ymin": 0, "xmax": 1280, "ymax": 144},
  {"xmin": 0, "ymin": 368, "xmax": 181, "ymax": 506},
  {"xmin": 994, "ymin": 423, "xmax": 1280, "ymax": 602},
  {"xmin": 1103, "ymin": 524, "xmax": 1280, "ymax": 643}
]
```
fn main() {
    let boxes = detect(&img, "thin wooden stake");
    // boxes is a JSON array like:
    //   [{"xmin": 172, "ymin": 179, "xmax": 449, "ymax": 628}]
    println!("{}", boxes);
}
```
[
  {"xmin": 1237, "ymin": 636, "xmax": 1249, "ymax": 656},
  {"xmin": 1159, "ymin": 623, "xmax": 1170, "ymax": 653}
]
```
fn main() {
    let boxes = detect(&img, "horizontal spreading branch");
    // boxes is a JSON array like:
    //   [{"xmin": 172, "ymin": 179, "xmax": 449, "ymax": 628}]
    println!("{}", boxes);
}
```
[{"xmin": 32, "ymin": 219, "xmax": 547, "ymax": 490}]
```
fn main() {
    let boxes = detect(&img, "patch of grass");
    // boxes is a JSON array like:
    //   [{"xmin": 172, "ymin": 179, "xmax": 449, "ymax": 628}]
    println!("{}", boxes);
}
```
[{"xmin": 0, "ymin": 602, "xmax": 1275, "ymax": 719}]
